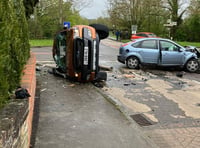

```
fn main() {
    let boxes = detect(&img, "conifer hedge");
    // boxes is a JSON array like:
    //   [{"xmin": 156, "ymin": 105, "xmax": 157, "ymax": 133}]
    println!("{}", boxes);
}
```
[{"xmin": 0, "ymin": 0, "xmax": 30, "ymax": 108}]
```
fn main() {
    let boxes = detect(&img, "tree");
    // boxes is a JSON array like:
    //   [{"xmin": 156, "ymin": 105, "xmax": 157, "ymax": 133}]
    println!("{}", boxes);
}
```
[
  {"xmin": 162, "ymin": 0, "xmax": 189, "ymax": 39},
  {"xmin": 107, "ymin": 0, "xmax": 165, "ymax": 36},
  {"xmin": 23, "ymin": 0, "xmax": 39, "ymax": 18},
  {"xmin": 185, "ymin": 0, "xmax": 200, "ymax": 41},
  {"xmin": 28, "ymin": 0, "xmax": 89, "ymax": 38}
]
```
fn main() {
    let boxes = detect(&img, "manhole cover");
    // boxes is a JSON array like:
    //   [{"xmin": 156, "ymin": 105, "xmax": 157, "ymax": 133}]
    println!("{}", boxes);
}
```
[{"xmin": 130, "ymin": 114, "xmax": 153, "ymax": 126}]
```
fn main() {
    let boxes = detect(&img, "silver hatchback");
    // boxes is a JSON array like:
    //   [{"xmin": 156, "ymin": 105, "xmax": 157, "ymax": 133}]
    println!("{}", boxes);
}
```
[{"xmin": 117, "ymin": 38, "xmax": 199, "ymax": 72}]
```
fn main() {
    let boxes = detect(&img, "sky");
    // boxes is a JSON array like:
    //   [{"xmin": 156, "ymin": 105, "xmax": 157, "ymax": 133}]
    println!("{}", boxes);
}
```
[{"xmin": 79, "ymin": 0, "xmax": 108, "ymax": 19}]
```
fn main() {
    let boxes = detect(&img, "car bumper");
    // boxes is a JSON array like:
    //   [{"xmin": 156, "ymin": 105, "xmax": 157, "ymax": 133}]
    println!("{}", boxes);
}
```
[{"xmin": 117, "ymin": 55, "xmax": 125, "ymax": 64}]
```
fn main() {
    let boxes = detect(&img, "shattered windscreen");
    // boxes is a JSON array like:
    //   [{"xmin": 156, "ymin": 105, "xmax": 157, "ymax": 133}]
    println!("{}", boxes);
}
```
[{"xmin": 54, "ymin": 31, "xmax": 67, "ymax": 72}]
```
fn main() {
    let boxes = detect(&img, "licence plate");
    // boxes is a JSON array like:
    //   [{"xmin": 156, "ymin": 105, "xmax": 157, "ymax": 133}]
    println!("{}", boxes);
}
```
[{"xmin": 84, "ymin": 47, "xmax": 89, "ymax": 65}]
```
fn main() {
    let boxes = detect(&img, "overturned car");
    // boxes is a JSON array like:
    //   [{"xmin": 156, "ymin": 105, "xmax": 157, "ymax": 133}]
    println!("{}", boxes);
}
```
[{"xmin": 52, "ymin": 24, "xmax": 109, "ymax": 82}]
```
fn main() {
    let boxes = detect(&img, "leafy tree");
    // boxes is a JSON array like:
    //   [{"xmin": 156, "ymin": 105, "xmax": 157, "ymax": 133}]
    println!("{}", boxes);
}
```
[
  {"xmin": 0, "ymin": 0, "xmax": 30, "ymax": 107},
  {"xmin": 162, "ymin": 0, "xmax": 188, "ymax": 39},
  {"xmin": 23, "ymin": 0, "xmax": 39, "ymax": 18},
  {"xmin": 107, "ymin": 0, "xmax": 165, "ymax": 36},
  {"xmin": 28, "ymin": 0, "xmax": 89, "ymax": 38}
]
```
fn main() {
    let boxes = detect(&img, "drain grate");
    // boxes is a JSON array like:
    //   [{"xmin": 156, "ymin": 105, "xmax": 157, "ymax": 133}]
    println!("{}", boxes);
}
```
[{"xmin": 130, "ymin": 114, "xmax": 153, "ymax": 126}]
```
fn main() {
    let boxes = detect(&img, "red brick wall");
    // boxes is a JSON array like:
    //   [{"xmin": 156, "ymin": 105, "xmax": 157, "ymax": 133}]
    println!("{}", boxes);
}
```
[{"xmin": 21, "ymin": 52, "xmax": 36, "ymax": 147}]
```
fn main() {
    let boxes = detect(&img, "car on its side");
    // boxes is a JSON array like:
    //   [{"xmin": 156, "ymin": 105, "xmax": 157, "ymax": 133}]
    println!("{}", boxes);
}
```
[
  {"xmin": 117, "ymin": 38, "xmax": 199, "ymax": 72},
  {"xmin": 131, "ymin": 32, "xmax": 157, "ymax": 40}
]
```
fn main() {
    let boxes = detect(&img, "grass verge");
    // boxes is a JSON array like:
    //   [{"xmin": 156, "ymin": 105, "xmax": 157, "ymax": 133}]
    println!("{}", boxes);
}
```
[
  {"xmin": 29, "ymin": 39, "xmax": 53, "ymax": 47},
  {"xmin": 30, "ymin": 38, "xmax": 200, "ymax": 48}
]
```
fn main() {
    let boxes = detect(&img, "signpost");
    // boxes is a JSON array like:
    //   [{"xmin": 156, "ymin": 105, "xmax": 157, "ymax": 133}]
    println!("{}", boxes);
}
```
[
  {"xmin": 131, "ymin": 25, "xmax": 137, "ymax": 34},
  {"xmin": 164, "ymin": 19, "xmax": 177, "ymax": 40}
]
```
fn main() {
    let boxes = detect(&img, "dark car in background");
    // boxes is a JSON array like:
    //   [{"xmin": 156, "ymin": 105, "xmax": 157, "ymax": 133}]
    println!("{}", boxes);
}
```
[
  {"xmin": 131, "ymin": 32, "xmax": 157, "ymax": 40},
  {"xmin": 117, "ymin": 38, "xmax": 199, "ymax": 72}
]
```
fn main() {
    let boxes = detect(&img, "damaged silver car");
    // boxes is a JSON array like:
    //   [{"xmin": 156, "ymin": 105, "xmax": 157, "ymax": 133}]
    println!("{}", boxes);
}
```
[{"xmin": 117, "ymin": 38, "xmax": 199, "ymax": 72}]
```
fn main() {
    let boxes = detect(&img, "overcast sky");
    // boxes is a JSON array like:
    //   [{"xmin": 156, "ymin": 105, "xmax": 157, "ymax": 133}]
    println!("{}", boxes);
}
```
[{"xmin": 79, "ymin": 0, "xmax": 108, "ymax": 19}]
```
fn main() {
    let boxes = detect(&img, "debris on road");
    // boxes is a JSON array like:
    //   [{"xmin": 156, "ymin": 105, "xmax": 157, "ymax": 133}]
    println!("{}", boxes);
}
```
[
  {"xmin": 40, "ymin": 88, "xmax": 47, "ymax": 92},
  {"xmin": 176, "ymin": 71, "xmax": 185, "ymax": 78},
  {"xmin": 99, "ymin": 65, "xmax": 113, "ymax": 71},
  {"xmin": 123, "ymin": 74, "xmax": 135, "ymax": 78}
]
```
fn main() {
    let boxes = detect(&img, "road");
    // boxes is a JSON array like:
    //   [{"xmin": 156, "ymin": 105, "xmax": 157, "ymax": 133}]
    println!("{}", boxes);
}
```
[
  {"xmin": 31, "ymin": 41, "xmax": 156, "ymax": 148},
  {"xmin": 31, "ymin": 38, "xmax": 200, "ymax": 148},
  {"xmin": 101, "ymin": 39, "xmax": 200, "ymax": 148}
]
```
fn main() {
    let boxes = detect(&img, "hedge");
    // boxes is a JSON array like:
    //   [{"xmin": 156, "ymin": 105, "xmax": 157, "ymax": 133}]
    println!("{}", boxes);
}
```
[{"xmin": 0, "ymin": 0, "xmax": 30, "ymax": 108}]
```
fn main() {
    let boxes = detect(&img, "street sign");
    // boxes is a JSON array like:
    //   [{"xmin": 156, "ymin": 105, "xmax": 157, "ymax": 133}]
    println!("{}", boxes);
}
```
[
  {"xmin": 172, "ymin": 22, "xmax": 177, "ymax": 26},
  {"xmin": 131, "ymin": 25, "xmax": 137, "ymax": 34},
  {"xmin": 63, "ymin": 22, "xmax": 70, "ymax": 28},
  {"xmin": 164, "ymin": 21, "xmax": 177, "ymax": 27}
]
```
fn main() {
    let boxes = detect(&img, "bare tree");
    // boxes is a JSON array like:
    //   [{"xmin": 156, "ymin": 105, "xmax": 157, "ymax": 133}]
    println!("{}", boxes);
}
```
[
  {"xmin": 107, "ymin": 0, "xmax": 165, "ymax": 35},
  {"xmin": 70, "ymin": 0, "xmax": 93, "ymax": 11},
  {"xmin": 162, "ymin": 0, "xmax": 189, "ymax": 38}
]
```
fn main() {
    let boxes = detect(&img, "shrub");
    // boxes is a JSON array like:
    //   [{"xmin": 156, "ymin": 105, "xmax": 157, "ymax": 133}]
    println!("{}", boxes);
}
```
[{"xmin": 0, "ymin": 0, "xmax": 30, "ymax": 108}]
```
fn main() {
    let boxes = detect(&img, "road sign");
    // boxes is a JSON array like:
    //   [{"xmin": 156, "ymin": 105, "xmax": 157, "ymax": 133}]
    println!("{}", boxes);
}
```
[
  {"xmin": 131, "ymin": 25, "xmax": 137, "ymax": 34},
  {"xmin": 63, "ymin": 22, "xmax": 70, "ymax": 28},
  {"xmin": 164, "ymin": 21, "xmax": 177, "ymax": 27}
]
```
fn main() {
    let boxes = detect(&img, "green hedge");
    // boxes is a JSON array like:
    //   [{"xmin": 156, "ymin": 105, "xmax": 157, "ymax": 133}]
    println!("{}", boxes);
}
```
[{"xmin": 0, "ymin": 0, "xmax": 30, "ymax": 108}]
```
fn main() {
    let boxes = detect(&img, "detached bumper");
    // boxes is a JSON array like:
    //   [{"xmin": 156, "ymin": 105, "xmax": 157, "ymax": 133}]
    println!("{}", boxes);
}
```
[{"xmin": 117, "ymin": 55, "xmax": 125, "ymax": 64}]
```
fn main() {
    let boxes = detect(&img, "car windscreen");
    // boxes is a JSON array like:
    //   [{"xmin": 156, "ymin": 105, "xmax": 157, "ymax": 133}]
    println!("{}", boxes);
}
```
[{"xmin": 148, "ymin": 33, "xmax": 156, "ymax": 37}]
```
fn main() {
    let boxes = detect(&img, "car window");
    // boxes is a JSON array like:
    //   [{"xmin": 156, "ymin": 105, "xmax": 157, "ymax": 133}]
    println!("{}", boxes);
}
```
[
  {"xmin": 139, "ymin": 40, "xmax": 157, "ymax": 49},
  {"xmin": 160, "ymin": 40, "xmax": 180, "ymax": 52},
  {"xmin": 148, "ymin": 33, "xmax": 156, "ymax": 37},
  {"xmin": 131, "ymin": 42, "xmax": 141, "ymax": 48},
  {"xmin": 136, "ymin": 33, "xmax": 146, "ymax": 37}
]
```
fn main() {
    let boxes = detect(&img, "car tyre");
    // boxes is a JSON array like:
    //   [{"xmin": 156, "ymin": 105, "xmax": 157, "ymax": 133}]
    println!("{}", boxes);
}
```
[
  {"xmin": 89, "ymin": 24, "xmax": 109, "ymax": 40},
  {"xmin": 185, "ymin": 59, "xmax": 199, "ymax": 72},
  {"xmin": 126, "ymin": 56, "xmax": 140, "ymax": 69},
  {"xmin": 95, "ymin": 71, "xmax": 107, "ymax": 81}
]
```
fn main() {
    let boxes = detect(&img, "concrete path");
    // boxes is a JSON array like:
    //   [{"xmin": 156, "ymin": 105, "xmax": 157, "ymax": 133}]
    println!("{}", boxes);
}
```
[{"xmin": 33, "ymin": 67, "xmax": 156, "ymax": 148}]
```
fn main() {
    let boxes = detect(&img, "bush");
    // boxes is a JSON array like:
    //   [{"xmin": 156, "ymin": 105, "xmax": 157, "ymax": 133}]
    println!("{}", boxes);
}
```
[{"xmin": 0, "ymin": 0, "xmax": 30, "ymax": 108}]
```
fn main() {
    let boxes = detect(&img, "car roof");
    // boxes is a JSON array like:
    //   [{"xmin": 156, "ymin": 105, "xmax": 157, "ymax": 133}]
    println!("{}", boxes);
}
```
[
  {"xmin": 133, "ymin": 37, "xmax": 169, "ymax": 41},
  {"xmin": 136, "ymin": 32, "xmax": 155, "ymax": 34},
  {"xmin": 129, "ymin": 38, "xmax": 185, "ymax": 48}
]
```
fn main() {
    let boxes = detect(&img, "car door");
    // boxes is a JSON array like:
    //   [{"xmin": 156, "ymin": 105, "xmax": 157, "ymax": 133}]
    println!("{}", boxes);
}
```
[
  {"xmin": 159, "ymin": 40, "xmax": 183, "ymax": 65},
  {"xmin": 135, "ymin": 39, "xmax": 159, "ymax": 63}
]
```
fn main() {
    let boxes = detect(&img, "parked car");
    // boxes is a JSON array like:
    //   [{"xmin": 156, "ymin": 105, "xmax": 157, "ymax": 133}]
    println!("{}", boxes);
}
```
[
  {"xmin": 131, "ymin": 32, "xmax": 157, "ymax": 40},
  {"xmin": 117, "ymin": 38, "xmax": 199, "ymax": 72}
]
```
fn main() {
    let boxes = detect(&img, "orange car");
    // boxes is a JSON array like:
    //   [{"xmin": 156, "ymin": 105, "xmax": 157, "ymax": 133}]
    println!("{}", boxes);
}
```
[
  {"xmin": 131, "ymin": 32, "xmax": 157, "ymax": 40},
  {"xmin": 52, "ymin": 24, "xmax": 109, "ymax": 82}
]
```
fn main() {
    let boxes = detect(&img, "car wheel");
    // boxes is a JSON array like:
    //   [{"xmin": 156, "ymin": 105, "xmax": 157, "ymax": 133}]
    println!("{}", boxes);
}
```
[
  {"xmin": 89, "ymin": 24, "xmax": 109, "ymax": 40},
  {"xmin": 95, "ymin": 71, "xmax": 107, "ymax": 81},
  {"xmin": 186, "ymin": 59, "xmax": 199, "ymax": 72},
  {"xmin": 126, "ymin": 56, "xmax": 140, "ymax": 69}
]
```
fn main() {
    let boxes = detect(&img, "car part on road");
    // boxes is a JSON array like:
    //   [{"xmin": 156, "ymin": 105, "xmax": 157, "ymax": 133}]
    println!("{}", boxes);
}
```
[
  {"xmin": 52, "ymin": 24, "xmax": 109, "ymax": 82},
  {"xmin": 99, "ymin": 65, "xmax": 113, "ymax": 71}
]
